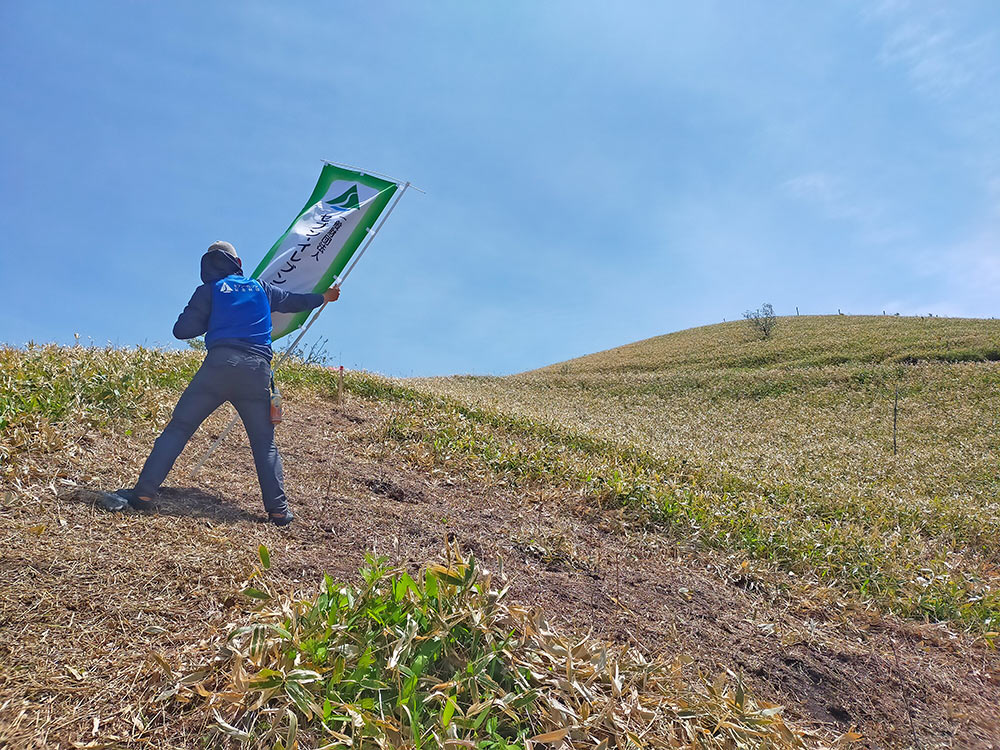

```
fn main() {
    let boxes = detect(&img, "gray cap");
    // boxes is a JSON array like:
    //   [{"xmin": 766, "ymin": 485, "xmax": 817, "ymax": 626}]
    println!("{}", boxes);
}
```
[{"xmin": 207, "ymin": 240, "xmax": 238, "ymax": 258}]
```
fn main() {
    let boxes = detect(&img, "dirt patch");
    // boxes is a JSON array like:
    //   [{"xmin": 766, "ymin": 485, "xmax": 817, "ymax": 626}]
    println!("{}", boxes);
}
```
[
  {"xmin": 2, "ymin": 392, "xmax": 999, "ymax": 748},
  {"xmin": 364, "ymin": 476, "xmax": 423, "ymax": 503}
]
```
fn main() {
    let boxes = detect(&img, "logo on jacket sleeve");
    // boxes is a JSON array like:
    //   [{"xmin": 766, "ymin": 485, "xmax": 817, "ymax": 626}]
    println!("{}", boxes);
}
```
[{"xmin": 220, "ymin": 282, "xmax": 234, "ymax": 293}]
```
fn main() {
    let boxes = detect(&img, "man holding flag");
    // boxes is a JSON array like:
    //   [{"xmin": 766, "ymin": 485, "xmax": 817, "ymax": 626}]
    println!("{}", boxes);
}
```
[
  {"xmin": 105, "ymin": 163, "xmax": 407, "ymax": 525},
  {"xmin": 110, "ymin": 241, "xmax": 339, "ymax": 526}
]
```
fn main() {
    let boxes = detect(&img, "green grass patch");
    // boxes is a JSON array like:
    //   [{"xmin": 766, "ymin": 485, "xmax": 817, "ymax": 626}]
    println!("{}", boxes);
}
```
[{"xmin": 165, "ymin": 546, "xmax": 816, "ymax": 749}]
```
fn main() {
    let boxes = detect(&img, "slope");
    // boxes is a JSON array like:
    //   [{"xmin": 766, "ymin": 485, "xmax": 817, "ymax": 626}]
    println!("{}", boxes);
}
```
[
  {"xmin": 410, "ymin": 315, "xmax": 1000, "ymax": 632},
  {"xmin": 2, "ymin": 339, "xmax": 999, "ymax": 747}
]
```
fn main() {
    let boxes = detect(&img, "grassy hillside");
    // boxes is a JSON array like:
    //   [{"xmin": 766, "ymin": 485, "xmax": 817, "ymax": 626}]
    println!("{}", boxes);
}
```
[
  {"xmin": 0, "ymin": 345, "xmax": 829, "ymax": 749},
  {"xmin": 410, "ymin": 316, "xmax": 1000, "ymax": 631},
  {"xmin": 541, "ymin": 314, "xmax": 1000, "ymax": 372},
  {"xmin": 3, "ymin": 334, "xmax": 1000, "ymax": 747}
]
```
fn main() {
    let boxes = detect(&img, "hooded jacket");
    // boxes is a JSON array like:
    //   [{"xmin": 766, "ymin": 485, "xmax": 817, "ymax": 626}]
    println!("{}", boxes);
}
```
[{"xmin": 172, "ymin": 249, "xmax": 324, "ymax": 361}]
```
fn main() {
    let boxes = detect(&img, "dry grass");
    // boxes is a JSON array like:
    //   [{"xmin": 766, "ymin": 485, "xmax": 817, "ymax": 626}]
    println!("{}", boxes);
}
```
[
  {"xmin": 407, "ymin": 316, "xmax": 1000, "ymax": 631},
  {"xmin": 1, "ymin": 343, "xmax": 863, "ymax": 748}
]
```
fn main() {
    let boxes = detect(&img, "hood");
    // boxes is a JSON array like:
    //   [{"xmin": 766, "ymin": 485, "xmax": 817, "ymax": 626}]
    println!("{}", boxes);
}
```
[{"xmin": 200, "ymin": 249, "xmax": 243, "ymax": 283}]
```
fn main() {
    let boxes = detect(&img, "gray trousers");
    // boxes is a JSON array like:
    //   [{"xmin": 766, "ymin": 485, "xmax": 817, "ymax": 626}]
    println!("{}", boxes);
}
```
[{"xmin": 135, "ymin": 347, "xmax": 287, "ymax": 513}]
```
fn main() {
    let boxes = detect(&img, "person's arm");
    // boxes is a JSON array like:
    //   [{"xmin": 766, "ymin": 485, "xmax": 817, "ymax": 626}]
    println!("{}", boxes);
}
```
[
  {"xmin": 262, "ymin": 281, "xmax": 338, "ymax": 313},
  {"xmin": 172, "ymin": 285, "xmax": 212, "ymax": 340}
]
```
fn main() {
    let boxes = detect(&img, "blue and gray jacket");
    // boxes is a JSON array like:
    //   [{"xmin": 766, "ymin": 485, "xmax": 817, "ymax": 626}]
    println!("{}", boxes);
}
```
[{"xmin": 173, "ymin": 249, "xmax": 324, "ymax": 361}]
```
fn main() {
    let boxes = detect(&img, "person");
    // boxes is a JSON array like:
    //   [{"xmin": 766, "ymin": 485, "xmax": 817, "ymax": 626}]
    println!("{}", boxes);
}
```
[{"xmin": 109, "ymin": 241, "xmax": 339, "ymax": 526}]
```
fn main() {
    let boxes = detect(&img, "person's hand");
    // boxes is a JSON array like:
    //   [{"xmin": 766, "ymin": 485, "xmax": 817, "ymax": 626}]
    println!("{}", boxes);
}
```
[{"xmin": 323, "ymin": 286, "xmax": 341, "ymax": 303}]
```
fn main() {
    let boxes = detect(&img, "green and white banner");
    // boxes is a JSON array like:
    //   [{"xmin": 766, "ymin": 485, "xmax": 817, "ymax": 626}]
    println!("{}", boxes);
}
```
[{"xmin": 251, "ymin": 164, "xmax": 398, "ymax": 340}]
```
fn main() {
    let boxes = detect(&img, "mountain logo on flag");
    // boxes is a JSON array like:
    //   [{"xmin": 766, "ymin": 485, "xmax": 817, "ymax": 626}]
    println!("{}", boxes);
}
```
[
  {"xmin": 220, "ymin": 282, "xmax": 233, "ymax": 293},
  {"xmin": 325, "ymin": 185, "xmax": 360, "ymax": 212}
]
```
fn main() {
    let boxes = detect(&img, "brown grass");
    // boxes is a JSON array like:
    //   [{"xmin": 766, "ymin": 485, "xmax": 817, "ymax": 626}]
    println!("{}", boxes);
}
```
[
  {"xmin": 407, "ymin": 316, "xmax": 1000, "ymax": 632},
  {"xmin": 2, "ymin": 340, "xmax": 1000, "ymax": 748}
]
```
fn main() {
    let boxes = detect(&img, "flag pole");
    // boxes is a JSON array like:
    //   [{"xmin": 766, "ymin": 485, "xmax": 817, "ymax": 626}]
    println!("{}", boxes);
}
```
[
  {"xmin": 321, "ymin": 160, "xmax": 425, "ymax": 194},
  {"xmin": 189, "ymin": 180, "xmax": 411, "ymax": 478}
]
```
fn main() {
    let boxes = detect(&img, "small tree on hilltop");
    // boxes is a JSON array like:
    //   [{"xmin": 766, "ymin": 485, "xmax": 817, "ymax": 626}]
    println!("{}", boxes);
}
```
[{"xmin": 744, "ymin": 303, "xmax": 777, "ymax": 340}]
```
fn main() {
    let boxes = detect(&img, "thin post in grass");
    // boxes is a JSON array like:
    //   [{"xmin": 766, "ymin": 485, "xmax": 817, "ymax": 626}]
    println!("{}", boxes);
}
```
[
  {"xmin": 615, "ymin": 550, "xmax": 621, "ymax": 600},
  {"xmin": 893, "ymin": 377, "xmax": 900, "ymax": 456}
]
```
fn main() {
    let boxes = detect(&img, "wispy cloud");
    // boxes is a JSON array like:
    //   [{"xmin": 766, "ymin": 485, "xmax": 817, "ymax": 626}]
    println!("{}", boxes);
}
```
[
  {"xmin": 783, "ymin": 173, "xmax": 869, "ymax": 222},
  {"xmin": 781, "ymin": 172, "xmax": 911, "ymax": 245},
  {"xmin": 857, "ymin": 1, "xmax": 1000, "ymax": 318},
  {"xmin": 867, "ymin": 1, "xmax": 998, "ymax": 99},
  {"xmin": 881, "ymin": 23, "xmax": 993, "ymax": 97},
  {"xmin": 915, "ymin": 221, "xmax": 1000, "ymax": 310}
]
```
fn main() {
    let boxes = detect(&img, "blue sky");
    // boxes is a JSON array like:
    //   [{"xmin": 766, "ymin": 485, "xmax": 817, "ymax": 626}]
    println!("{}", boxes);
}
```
[{"xmin": 2, "ymin": 1, "xmax": 998, "ymax": 376}]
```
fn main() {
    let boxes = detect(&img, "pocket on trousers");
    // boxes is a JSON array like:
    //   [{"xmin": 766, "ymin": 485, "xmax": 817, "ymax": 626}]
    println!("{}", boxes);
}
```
[{"xmin": 203, "ymin": 349, "xmax": 233, "ymax": 370}]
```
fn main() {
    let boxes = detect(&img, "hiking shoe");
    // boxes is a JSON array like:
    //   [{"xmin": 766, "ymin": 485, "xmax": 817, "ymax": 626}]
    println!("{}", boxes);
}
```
[
  {"xmin": 95, "ymin": 491, "xmax": 129, "ymax": 512},
  {"xmin": 268, "ymin": 509, "xmax": 294, "ymax": 527},
  {"xmin": 115, "ymin": 488, "xmax": 155, "ymax": 511}
]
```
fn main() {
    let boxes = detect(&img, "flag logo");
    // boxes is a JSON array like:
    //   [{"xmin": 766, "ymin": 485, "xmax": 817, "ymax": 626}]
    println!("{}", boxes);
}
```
[
  {"xmin": 220, "ymin": 282, "xmax": 233, "ymax": 293},
  {"xmin": 325, "ymin": 185, "xmax": 360, "ymax": 212},
  {"xmin": 251, "ymin": 164, "xmax": 400, "ymax": 340}
]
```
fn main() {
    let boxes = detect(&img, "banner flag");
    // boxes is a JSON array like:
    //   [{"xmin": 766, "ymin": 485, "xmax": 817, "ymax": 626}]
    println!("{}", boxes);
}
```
[{"xmin": 251, "ymin": 164, "xmax": 399, "ymax": 340}]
